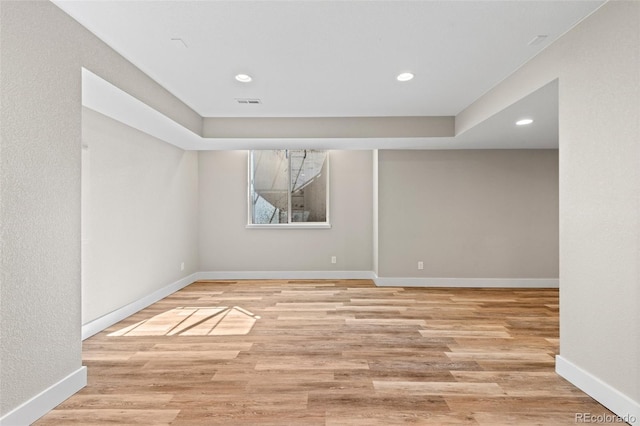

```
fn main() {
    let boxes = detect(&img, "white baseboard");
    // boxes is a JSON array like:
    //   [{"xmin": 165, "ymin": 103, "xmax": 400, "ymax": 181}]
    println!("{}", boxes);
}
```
[
  {"xmin": 197, "ymin": 270, "xmax": 376, "ymax": 280},
  {"xmin": 556, "ymin": 355, "xmax": 639, "ymax": 426},
  {"xmin": 0, "ymin": 367, "xmax": 87, "ymax": 426},
  {"xmin": 373, "ymin": 276, "xmax": 559, "ymax": 288},
  {"xmin": 81, "ymin": 272, "xmax": 199, "ymax": 340}
]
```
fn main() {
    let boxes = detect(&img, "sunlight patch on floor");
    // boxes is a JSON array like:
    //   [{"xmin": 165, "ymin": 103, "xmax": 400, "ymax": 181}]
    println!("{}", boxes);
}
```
[{"xmin": 108, "ymin": 306, "xmax": 260, "ymax": 337}]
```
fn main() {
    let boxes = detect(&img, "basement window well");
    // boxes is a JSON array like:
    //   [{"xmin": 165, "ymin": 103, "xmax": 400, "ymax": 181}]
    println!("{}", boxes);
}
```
[{"xmin": 248, "ymin": 149, "xmax": 330, "ymax": 228}]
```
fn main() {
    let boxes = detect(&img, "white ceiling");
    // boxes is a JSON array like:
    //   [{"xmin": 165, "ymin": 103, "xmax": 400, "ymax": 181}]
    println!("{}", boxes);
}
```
[
  {"xmin": 83, "ymin": 66, "xmax": 558, "ymax": 150},
  {"xmin": 55, "ymin": 0, "xmax": 603, "ymax": 120}
]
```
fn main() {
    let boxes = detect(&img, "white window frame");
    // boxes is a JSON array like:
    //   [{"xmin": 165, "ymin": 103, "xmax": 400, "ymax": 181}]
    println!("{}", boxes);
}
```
[{"xmin": 247, "ymin": 149, "xmax": 331, "ymax": 229}]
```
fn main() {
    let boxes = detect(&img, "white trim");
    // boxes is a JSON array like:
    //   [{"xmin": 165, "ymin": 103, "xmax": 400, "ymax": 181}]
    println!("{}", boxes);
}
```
[
  {"xmin": 81, "ymin": 272, "xmax": 199, "ymax": 340},
  {"xmin": 372, "ymin": 149, "xmax": 379, "ymax": 276},
  {"xmin": 556, "ymin": 355, "xmax": 639, "ymax": 426},
  {"xmin": 0, "ymin": 367, "xmax": 87, "ymax": 426},
  {"xmin": 245, "ymin": 223, "xmax": 331, "ymax": 229},
  {"xmin": 197, "ymin": 271, "xmax": 375, "ymax": 280},
  {"xmin": 373, "ymin": 276, "xmax": 559, "ymax": 288}
]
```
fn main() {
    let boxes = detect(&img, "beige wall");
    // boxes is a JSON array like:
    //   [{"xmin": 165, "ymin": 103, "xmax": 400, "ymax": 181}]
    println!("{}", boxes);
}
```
[
  {"xmin": 378, "ymin": 150, "xmax": 559, "ymax": 278},
  {"xmin": 203, "ymin": 116, "xmax": 453, "ymax": 139},
  {"xmin": 82, "ymin": 108, "xmax": 199, "ymax": 324},
  {"xmin": 199, "ymin": 150, "xmax": 373, "ymax": 272},
  {"xmin": 458, "ymin": 0, "xmax": 640, "ymax": 406},
  {"xmin": 0, "ymin": 1, "xmax": 199, "ymax": 417}
]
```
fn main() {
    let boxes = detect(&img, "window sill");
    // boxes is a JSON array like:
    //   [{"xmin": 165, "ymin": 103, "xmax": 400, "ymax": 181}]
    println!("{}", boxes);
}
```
[{"xmin": 246, "ymin": 223, "xmax": 332, "ymax": 230}]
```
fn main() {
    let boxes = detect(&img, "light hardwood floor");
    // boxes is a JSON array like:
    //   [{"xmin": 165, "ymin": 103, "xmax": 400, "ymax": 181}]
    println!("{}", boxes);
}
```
[{"xmin": 37, "ymin": 280, "xmax": 618, "ymax": 425}]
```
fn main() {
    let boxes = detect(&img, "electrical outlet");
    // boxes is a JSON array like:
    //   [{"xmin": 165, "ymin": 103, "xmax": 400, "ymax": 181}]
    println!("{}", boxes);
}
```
[
  {"xmin": 418, "ymin": 261, "xmax": 424, "ymax": 270},
  {"xmin": 331, "ymin": 256, "xmax": 337, "ymax": 264},
  {"xmin": 180, "ymin": 262, "xmax": 185, "ymax": 271}
]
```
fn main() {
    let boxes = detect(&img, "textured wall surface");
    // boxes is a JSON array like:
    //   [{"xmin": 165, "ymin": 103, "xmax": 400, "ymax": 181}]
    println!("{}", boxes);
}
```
[
  {"xmin": 378, "ymin": 149, "xmax": 559, "ymax": 278},
  {"xmin": 555, "ymin": 2, "xmax": 639, "ymax": 403},
  {"xmin": 459, "ymin": 0, "xmax": 640, "ymax": 404},
  {"xmin": 1, "ymin": 2, "xmax": 83, "ymax": 415},
  {"xmin": 0, "ymin": 1, "xmax": 200, "ymax": 417},
  {"xmin": 198, "ymin": 150, "xmax": 373, "ymax": 272},
  {"xmin": 82, "ymin": 108, "xmax": 198, "ymax": 324}
]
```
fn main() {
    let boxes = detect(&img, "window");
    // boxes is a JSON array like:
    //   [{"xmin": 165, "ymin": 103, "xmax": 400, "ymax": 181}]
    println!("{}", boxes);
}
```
[{"xmin": 248, "ymin": 150, "xmax": 329, "ymax": 228}]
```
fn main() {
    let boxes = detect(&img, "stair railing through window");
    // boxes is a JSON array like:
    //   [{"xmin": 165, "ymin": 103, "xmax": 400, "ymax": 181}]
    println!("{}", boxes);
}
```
[{"xmin": 248, "ymin": 149, "xmax": 329, "ymax": 228}]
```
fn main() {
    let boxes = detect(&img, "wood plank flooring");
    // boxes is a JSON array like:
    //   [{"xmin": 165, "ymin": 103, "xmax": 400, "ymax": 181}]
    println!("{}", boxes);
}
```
[{"xmin": 37, "ymin": 280, "xmax": 618, "ymax": 425}]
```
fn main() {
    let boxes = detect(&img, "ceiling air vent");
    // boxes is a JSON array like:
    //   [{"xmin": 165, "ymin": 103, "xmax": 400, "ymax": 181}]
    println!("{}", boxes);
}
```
[{"xmin": 236, "ymin": 98, "xmax": 262, "ymax": 104}]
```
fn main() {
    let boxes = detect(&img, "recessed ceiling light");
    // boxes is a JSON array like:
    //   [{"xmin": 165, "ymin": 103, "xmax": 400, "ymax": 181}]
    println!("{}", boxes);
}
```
[
  {"xmin": 516, "ymin": 119, "xmax": 534, "ymax": 126},
  {"xmin": 396, "ymin": 72, "xmax": 414, "ymax": 82},
  {"xmin": 235, "ymin": 74, "xmax": 252, "ymax": 83}
]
